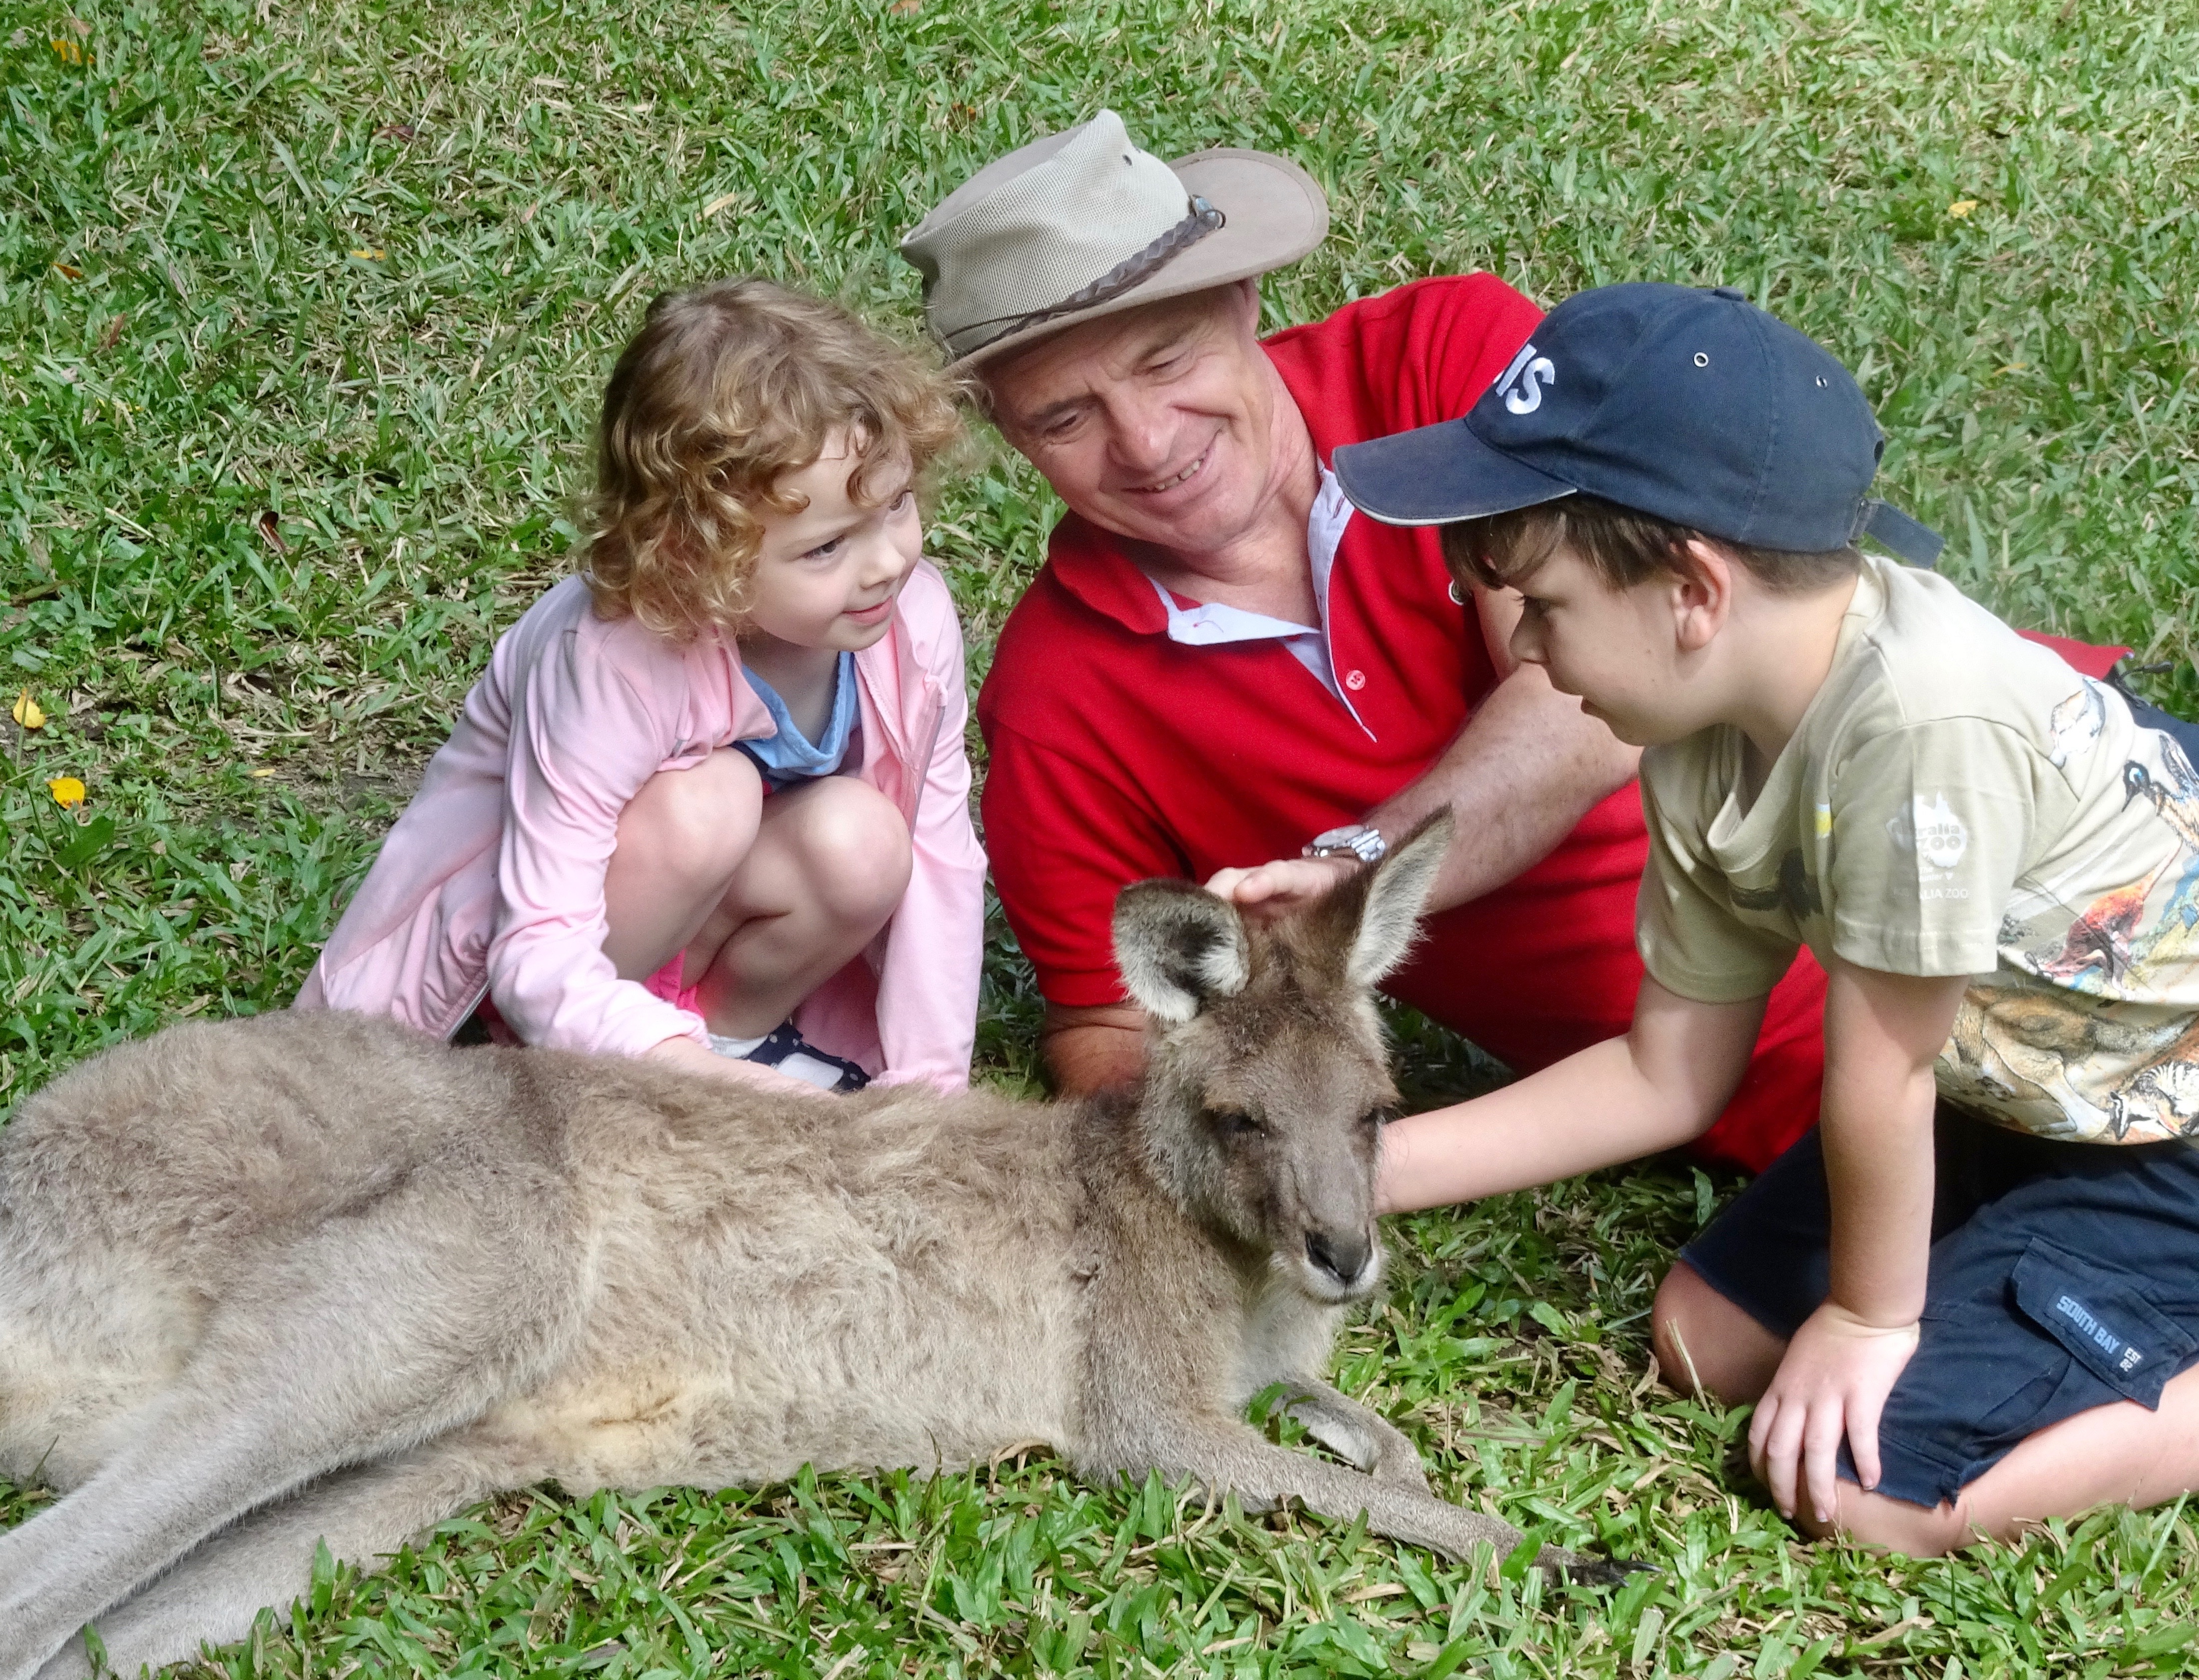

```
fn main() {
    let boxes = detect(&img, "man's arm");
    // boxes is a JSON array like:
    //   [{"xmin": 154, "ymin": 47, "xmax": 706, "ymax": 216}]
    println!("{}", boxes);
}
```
[
  {"xmin": 1746, "ymin": 959, "xmax": 1963, "ymax": 1528},
  {"xmin": 1040, "ymin": 1001, "xmax": 1146, "ymax": 1093},
  {"xmin": 1210, "ymin": 585, "xmax": 1640, "ymax": 915}
]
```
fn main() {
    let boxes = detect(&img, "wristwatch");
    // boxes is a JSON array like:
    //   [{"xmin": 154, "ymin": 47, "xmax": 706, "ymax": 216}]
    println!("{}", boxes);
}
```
[{"xmin": 1303, "ymin": 823, "xmax": 1388, "ymax": 865}]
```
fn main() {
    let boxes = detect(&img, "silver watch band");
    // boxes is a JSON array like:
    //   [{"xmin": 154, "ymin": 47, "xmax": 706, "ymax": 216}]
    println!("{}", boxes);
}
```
[{"xmin": 1303, "ymin": 824, "xmax": 1387, "ymax": 865}]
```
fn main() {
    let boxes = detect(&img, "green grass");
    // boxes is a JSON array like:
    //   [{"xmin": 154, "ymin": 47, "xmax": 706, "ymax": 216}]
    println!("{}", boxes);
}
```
[{"xmin": 3, "ymin": 0, "xmax": 2198, "ymax": 1672}]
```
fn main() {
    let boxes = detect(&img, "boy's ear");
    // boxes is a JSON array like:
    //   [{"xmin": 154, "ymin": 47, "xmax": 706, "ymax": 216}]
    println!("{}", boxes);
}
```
[{"xmin": 1671, "ymin": 538, "xmax": 1736, "ymax": 652}]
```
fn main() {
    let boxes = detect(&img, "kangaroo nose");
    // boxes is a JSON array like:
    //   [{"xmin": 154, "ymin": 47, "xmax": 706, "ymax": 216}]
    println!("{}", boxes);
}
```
[{"xmin": 1306, "ymin": 1229, "xmax": 1369, "ymax": 1286}]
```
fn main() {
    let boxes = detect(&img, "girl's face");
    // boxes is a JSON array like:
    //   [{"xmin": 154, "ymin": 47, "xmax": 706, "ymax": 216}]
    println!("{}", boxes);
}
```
[{"xmin": 741, "ymin": 434, "xmax": 922, "ymax": 654}]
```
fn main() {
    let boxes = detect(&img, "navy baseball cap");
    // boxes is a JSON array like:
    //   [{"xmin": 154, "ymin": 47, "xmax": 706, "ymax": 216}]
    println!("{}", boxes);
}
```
[{"xmin": 1332, "ymin": 283, "xmax": 1944, "ymax": 565}]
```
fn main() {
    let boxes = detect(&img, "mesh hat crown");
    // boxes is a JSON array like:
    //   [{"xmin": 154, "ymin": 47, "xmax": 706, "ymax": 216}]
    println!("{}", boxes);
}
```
[{"xmin": 900, "ymin": 110, "xmax": 1329, "ymax": 370}]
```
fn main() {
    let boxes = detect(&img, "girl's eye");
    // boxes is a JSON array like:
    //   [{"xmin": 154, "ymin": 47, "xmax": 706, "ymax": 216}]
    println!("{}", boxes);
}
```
[
  {"xmin": 801, "ymin": 535, "xmax": 846, "ymax": 562},
  {"xmin": 888, "ymin": 489, "xmax": 915, "ymax": 515}
]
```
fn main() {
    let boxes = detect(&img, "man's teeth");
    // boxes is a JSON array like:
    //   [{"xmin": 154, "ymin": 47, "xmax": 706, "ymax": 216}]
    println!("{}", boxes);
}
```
[{"xmin": 1137, "ymin": 453, "xmax": 1206, "ymax": 492}]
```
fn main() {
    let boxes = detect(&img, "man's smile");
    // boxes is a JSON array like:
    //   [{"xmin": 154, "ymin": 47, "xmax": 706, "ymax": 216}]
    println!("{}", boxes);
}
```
[{"xmin": 1124, "ymin": 439, "xmax": 1216, "ymax": 496}]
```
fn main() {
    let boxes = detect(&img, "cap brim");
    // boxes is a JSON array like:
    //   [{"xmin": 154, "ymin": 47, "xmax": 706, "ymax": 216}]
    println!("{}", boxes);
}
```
[
  {"xmin": 1333, "ymin": 417, "xmax": 1580, "ymax": 527},
  {"xmin": 948, "ymin": 147, "xmax": 1329, "ymax": 373}
]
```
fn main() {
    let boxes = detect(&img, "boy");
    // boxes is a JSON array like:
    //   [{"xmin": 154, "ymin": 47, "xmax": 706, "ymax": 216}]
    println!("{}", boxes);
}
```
[{"xmin": 1328, "ymin": 283, "xmax": 2199, "ymax": 1555}]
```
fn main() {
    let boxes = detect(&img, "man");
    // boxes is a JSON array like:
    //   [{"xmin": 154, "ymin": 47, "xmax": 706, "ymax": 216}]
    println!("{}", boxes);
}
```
[{"xmin": 901, "ymin": 110, "xmax": 1826, "ymax": 1167}]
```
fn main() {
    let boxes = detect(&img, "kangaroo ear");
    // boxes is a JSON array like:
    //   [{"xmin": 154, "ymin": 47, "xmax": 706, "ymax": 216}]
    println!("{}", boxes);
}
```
[
  {"xmin": 1344, "ymin": 812, "xmax": 1453, "ymax": 986},
  {"xmin": 1113, "ymin": 880, "xmax": 1252, "ymax": 1025}
]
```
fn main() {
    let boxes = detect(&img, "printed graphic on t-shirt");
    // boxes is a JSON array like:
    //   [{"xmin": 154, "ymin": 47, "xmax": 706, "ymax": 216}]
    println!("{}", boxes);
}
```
[
  {"xmin": 1887, "ymin": 792, "xmax": 1972, "ymax": 898},
  {"xmin": 1943, "ymin": 718, "xmax": 2199, "ymax": 1143},
  {"xmin": 1728, "ymin": 849, "xmax": 1823, "ymax": 919}
]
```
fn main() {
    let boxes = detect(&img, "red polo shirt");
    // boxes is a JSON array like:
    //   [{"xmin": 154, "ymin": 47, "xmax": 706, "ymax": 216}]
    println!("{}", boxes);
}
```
[{"xmin": 979, "ymin": 275, "xmax": 1828, "ymax": 1170}]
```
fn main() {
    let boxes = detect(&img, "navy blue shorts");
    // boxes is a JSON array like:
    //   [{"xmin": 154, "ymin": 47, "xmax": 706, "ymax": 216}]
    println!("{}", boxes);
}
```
[{"xmin": 1682, "ymin": 1109, "xmax": 2199, "ymax": 1508}]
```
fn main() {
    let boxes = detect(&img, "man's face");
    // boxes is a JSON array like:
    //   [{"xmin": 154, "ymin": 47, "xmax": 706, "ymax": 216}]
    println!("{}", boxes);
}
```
[{"xmin": 983, "ymin": 282, "xmax": 1286, "ymax": 560}]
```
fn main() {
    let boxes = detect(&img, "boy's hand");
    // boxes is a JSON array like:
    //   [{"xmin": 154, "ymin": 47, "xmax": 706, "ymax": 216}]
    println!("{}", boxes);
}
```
[{"xmin": 1748, "ymin": 1302, "xmax": 1921, "ymax": 1528}]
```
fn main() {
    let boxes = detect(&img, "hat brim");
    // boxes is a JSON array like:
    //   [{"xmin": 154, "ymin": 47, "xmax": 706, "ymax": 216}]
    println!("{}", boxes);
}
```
[
  {"xmin": 1333, "ymin": 417, "xmax": 1580, "ymax": 527},
  {"xmin": 947, "ymin": 147, "xmax": 1329, "ymax": 373}
]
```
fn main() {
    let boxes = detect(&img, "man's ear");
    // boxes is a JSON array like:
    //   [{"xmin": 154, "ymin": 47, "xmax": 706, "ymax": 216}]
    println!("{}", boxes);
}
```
[
  {"xmin": 1672, "ymin": 539, "xmax": 1737, "ymax": 653},
  {"xmin": 1226, "ymin": 275, "xmax": 1263, "ymax": 335}
]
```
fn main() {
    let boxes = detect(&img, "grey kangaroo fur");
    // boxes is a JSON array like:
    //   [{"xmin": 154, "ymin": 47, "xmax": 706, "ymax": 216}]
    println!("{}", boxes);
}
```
[{"xmin": 0, "ymin": 815, "xmax": 1606, "ymax": 1677}]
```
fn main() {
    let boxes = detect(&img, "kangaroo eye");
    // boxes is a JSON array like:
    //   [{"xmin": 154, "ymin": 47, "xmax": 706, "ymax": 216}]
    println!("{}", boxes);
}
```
[{"xmin": 1207, "ymin": 1107, "xmax": 1264, "ymax": 1138}]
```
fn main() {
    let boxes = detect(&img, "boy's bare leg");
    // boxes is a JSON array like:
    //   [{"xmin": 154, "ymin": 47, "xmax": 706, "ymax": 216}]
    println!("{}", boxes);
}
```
[
  {"xmin": 686, "ymin": 777, "xmax": 912, "ymax": 1039},
  {"xmin": 602, "ymin": 750, "xmax": 766, "ymax": 979},
  {"xmin": 1652, "ymin": 1260, "xmax": 2199, "ymax": 1557},
  {"xmin": 1793, "ymin": 1362, "xmax": 2199, "ymax": 1555},
  {"xmin": 1651, "ymin": 1261, "xmax": 1788, "ymax": 1405}
]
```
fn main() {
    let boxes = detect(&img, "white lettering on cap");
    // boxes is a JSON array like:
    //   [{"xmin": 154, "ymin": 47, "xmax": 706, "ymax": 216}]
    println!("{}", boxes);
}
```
[{"xmin": 1496, "ymin": 341, "xmax": 1556, "ymax": 416}]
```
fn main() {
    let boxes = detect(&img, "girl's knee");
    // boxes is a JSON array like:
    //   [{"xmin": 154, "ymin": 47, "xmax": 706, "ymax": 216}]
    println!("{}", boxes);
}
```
[
  {"xmin": 618, "ymin": 753, "xmax": 763, "ymax": 891},
  {"xmin": 795, "ymin": 780, "xmax": 912, "ymax": 918}
]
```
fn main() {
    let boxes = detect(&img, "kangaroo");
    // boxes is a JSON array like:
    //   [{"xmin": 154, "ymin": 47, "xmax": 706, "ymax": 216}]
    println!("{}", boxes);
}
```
[{"xmin": 0, "ymin": 816, "xmax": 1607, "ymax": 1678}]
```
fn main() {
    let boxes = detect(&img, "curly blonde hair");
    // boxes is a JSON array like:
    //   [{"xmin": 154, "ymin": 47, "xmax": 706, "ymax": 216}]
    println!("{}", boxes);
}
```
[{"xmin": 584, "ymin": 278, "xmax": 964, "ymax": 639}]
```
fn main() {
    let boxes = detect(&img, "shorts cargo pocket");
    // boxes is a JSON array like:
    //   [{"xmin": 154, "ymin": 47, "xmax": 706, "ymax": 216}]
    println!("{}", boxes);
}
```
[{"xmin": 2011, "ymin": 1239, "xmax": 2198, "ymax": 1410}]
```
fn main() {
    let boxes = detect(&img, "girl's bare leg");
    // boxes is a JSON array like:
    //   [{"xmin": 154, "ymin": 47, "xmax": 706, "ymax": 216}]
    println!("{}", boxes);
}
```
[
  {"xmin": 684, "ymin": 776, "xmax": 912, "ymax": 1039},
  {"xmin": 600, "ymin": 750, "xmax": 766, "ymax": 980},
  {"xmin": 1650, "ymin": 1260, "xmax": 2199, "ymax": 1556}
]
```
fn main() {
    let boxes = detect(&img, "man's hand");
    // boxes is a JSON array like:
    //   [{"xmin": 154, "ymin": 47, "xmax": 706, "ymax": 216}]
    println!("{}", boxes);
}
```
[
  {"xmin": 1748, "ymin": 1302, "xmax": 1922, "ymax": 1527},
  {"xmin": 1204, "ymin": 854, "xmax": 1361, "ymax": 915}
]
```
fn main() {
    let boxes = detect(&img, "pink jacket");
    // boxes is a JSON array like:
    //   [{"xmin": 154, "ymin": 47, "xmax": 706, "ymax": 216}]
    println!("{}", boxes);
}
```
[{"xmin": 296, "ymin": 561, "xmax": 986, "ymax": 1089}]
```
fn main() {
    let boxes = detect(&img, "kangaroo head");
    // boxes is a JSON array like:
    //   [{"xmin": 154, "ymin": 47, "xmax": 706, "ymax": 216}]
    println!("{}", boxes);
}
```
[{"xmin": 1110, "ymin": 815, "xmax": 1452, "ymax": 1305}]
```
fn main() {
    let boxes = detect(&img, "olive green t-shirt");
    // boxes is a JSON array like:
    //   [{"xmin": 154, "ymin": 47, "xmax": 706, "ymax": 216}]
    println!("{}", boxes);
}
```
[{"xmin": 1638, "ymin": 555, "xmax": 2199, "ymax": 1144}]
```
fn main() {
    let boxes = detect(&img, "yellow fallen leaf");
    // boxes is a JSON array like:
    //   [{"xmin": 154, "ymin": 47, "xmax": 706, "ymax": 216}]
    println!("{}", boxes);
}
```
[
  {"xmin": 48, "ymin": 776, "xmax": 86, "ymax": 810},
  {"xmin": 12, "ymin": 688, "xmax": 45, "ymax": 730},
  {"xmin": 1947, "ymin": 199, "xmax": 1979, "ymax": 219},
  {"xmin": 349, "ymin": 247, "xmax": 386, "ymax": 260},
  {"xmin": 249, "ymin": 766, "xmax": 278, "ymax": 778}
]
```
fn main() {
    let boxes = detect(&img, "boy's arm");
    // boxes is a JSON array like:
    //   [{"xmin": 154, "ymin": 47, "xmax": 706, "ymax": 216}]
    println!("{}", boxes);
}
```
[
  {"xmin": 1747, "ymin": 957, "xmax": 1966, "ymax": 1528},
  {"xmin": 1376, "ymin": 978, "xmax": 1769, "ymax": 1212}
]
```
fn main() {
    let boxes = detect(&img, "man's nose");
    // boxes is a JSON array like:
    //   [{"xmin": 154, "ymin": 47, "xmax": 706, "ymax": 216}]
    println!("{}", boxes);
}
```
[{"xmin": 1105, "ymin": 397, "xmax": 1176, "ymax": 475}]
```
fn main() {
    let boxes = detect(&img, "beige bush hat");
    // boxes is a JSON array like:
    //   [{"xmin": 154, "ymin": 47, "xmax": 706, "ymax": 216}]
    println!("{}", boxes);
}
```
[{"xmin": 900, "ymin": 110, "xmax": 1329, "ymax": 371}]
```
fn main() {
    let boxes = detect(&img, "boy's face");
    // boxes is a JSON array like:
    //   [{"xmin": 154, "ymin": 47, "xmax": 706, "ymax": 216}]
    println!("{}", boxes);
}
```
[
  {"xmin": 742, "ymin": 436, "xmax": 923, "ymax": 655},
  {"xmin": 1498, "ymin": 546, "xmax": 1703, "ymax": 747}
]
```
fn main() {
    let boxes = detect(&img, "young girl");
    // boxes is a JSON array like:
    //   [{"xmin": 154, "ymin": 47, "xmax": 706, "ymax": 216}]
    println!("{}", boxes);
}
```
[{"xmin": 298, "ymin": 279, "xmax": 986, "ymax": 1093}]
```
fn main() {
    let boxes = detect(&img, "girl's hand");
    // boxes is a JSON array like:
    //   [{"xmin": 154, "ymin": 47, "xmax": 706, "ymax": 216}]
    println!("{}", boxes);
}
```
[
  {"xmin": 647, "ymin": 1034, "xmax": 831, "ymax": 1099},
  {"xmin": 1748, "ymin": 1303, "xmax": 1921, "ymax": 1528},
  {"xmin": 1204, "ymin": 855, "xmax": 1361, "ymax": 915}
]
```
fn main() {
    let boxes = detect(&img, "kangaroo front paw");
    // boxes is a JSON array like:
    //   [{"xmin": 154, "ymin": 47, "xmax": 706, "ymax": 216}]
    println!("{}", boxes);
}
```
[{"xmin": 1536, "ymin": 1545, "xmax": 1654, "ymax": 1586}]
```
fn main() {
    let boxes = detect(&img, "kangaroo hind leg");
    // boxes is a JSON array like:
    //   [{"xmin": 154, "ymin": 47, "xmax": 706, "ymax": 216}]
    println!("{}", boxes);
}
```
[
  {"xmin": 0, "ymin": 1171, "xmax": 585, "ymax": 1680},
  {"xmin": 32, "ymin": 1433, "xmax": 536, "ymax": 1680}
]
